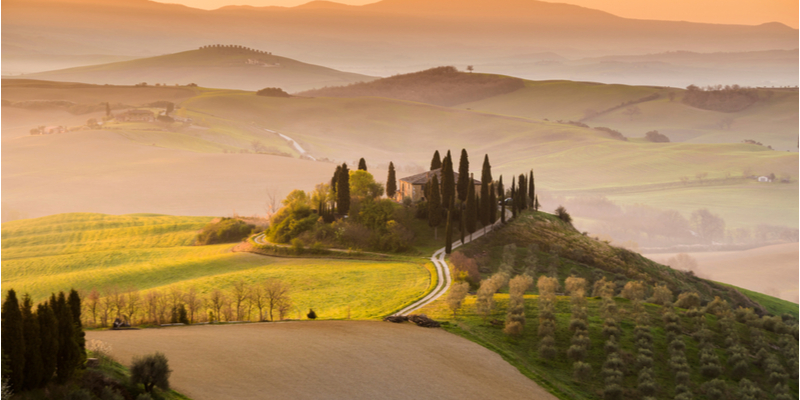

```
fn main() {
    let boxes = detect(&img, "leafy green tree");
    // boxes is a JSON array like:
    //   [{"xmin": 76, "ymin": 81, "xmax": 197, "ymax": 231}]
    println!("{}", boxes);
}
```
[
  {"xmin": 21, "ymin": 295, "xmax": 43, "ymax": 391},
  {"xmin": 430, "ymin": 150, "xmax": 442, "ymax": 170},
  {"xmin": 428, "ymin": 175, "xmax": 442, "ymax": 239},
  {"xmin": 36, "ymin": 302, "xmax": 58, "ymax": 388},
  {"xmin": 359, "ymin": 199, "xmax": 395, "ymax": 230},
  {"xmin": 2, "ymin": 289, "xmax": 25, "ymax": 392},
  {"xmin": 357, "ymin": 158, "xmax": 367, "ymax": 171},
  {"xmin": 466, "ymin": 176, "xmax": 478, "ymax": 239},
  {"xmin": 337, "ymin": 163, "xmax": 350, "ymax": 214},
  {"xmin": 349, "ymin": 170, "xmax": 383, "ymax": 200},
  {"xmin": 457, "ymin": 149, "xmax": 470, "ymax": 204},
  {"xmin": 131, "ymin": 353, "xmax": 172, "ymax": 393},
  {"xmin": 386, "ymin": 162, "xmax": 397, "ymax": 199}
]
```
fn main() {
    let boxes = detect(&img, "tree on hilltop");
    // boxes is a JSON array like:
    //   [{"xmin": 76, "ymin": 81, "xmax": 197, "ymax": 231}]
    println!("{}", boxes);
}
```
[
  {"xmin": 358, "ymin": 158, "xmax": 367, "ymax": 171},
  {"xmin": 428, "ymin": 175, "xmax": 442, "ymax": 239},
  {"xmin": 441, "ymin": 151, "xmax": 455, "ymax": 210},
  {"xmin": 480, "ymin": 154, "xmax": 492, "ymax": 232},
  {"xmin": 466, "ymin": 175, "xmax": 477, "ymax": 240},
  {"xmin": 457, "ymin": 149, "xmax": 470, "ymax": 205},
  {"xmin": 498, "ymin": 175, "xmax": 505, "ymax": 223},
  {"xmin": 430, "ymin": 150, "xmax": 442, "ymax": 170},
  {"xmin": 337, "ymin": 163, "xmax": 350, "ymax": 215}
]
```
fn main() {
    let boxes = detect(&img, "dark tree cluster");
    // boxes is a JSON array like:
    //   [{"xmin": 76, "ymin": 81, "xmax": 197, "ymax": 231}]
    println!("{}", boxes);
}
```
[
  {"xmin": 644, "ymin": 130, "xmax": 670, "ymax": 143},
  {"xmin": 682, "ymin": 84, "xmax": 760, "ymax": 112},
  {"xmin": 255, "ymin": 87, "xmax": 290, "ymax": 97},
  {"xmin": 2, "ymin": 289, "xmax": 84, "ymax": 394}
]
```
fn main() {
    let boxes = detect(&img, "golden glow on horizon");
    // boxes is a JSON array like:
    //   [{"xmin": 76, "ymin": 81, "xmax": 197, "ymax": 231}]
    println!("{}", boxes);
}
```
[{"xmin": 156, "ymin": 0, "xmax": 798, "ymax": 28}]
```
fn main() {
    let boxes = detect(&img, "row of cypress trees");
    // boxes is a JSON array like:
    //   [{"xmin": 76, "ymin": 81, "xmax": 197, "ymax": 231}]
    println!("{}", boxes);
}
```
[{"xmin": 2, "ymin": 289, "xmax": 85, "ymax": 394}]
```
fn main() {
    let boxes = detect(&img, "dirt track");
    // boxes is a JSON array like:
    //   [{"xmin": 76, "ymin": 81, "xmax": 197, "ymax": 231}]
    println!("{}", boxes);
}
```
[{"xmin": 88, "ymin": 321, "xmax": 557, "ymax": 400}]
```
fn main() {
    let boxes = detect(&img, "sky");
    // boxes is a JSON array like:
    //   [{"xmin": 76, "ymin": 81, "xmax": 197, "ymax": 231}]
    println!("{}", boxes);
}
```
[{"xmin": 156, "ymin": 0, "xmax": 799, "ymax": 28}]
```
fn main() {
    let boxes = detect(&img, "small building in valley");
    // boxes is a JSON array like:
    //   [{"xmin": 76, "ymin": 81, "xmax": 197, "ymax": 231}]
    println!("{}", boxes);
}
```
[
  {"xmin": 396, "ymin": 168, "xmax": 481, "ymax": 202},
  {"xmin": 115, "ymin": 109, "xmax": 155, "ymax": 122},
  {"xmin": 757, "ymin": 176, "xmax": 773, "ymax": 183}
]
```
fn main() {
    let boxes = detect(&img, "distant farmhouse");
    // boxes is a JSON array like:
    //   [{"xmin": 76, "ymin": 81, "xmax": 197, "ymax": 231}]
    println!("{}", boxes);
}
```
[
  {"xmin": 30, "ymin": 125, "xmax": 66, "ymax": 135},
  {"xmin": 115, "ymin": 109, "xmax": 155, "ymax": 122},
  {"xmin": 396, "ymin": 168, "xmax": 481, "ymax": 202},
  {"xmin": 757, "ymin": 176, "xmax": 773, "ymax": 183}
]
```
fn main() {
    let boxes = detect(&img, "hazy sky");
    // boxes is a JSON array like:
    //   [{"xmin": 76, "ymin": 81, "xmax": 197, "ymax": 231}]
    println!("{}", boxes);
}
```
[{"xmin": 156, "ymin": 0, "xmax": 799, "ymax": 28}]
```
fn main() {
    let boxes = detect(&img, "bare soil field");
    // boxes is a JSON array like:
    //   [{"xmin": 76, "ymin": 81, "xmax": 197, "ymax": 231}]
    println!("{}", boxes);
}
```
[
  {"xmin": 87, "ymin": 321, "xmax": 557, "ymax": 400},
  {"xmin": 2, "ymin": 131, "xmax": 335, "ymax": 220},
  {"xmin": 644, "ymin": 243, "xmax": 799, "ymax": 303}
]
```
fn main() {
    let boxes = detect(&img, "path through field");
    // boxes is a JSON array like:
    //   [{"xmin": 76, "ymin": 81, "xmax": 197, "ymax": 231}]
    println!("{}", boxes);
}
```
[{"xmin": 88, "ymin": 321, "xmax": 558, "ymax": 400}]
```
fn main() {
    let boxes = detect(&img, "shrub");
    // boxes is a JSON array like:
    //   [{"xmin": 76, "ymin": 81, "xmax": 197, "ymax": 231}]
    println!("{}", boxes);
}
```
[
  {"xmin": 100, "ymin": 386, "xmax": 124, "ymax": 400},
  {"xmin": 555, "ymin": 206, "xmax": 572, "ymax": 224},
  {"xmin": 675, "ymin": 291, "xmax": 700, "ymax": 309},
  {"xmin": 196, "ymin": 218, "xmax": 255, "ymax": 245},
  {"xmin": 136, "ymin": 394, "xmax": 154, "ymax": 400},
  {"xmin": 538, "ymin": 336, "xmax": 557, "ymax": 360},
  {"xmin": 650, "ymin": 284, "xmax": 673, "ymax": 305},
  {"xmin": 450, "ymin": 252, "xmax": 481, "ymax": 286},
  {"xmin": 567, "ymin": 345, "xmax": 586, "ymax": 361},
  {"xmin": 130, "ymin": 352, "xmax": 171, "ymax": 393},
  {"xmin": 256, "ymin": 87, "xmax": 290, "ymax": 97},
  {"xmin": 573, "ymin": 361, "xmax": 592, "ymax": 382},
  {"xmin": 644, "ymin": 130, "xmax": 670, "ymax": 143},
  {"xmin": 306, "ymin": 309, "xmax": 317, "ymax": 319},
  {"xmin": 603, "ymin": 383, "xmax": 623, "ymax": 400}
]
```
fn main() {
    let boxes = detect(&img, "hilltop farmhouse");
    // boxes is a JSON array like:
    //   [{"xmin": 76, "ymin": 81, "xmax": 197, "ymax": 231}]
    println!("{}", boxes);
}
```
[{"xmin": 396, "ymin": 168, "xmax": 481, "ymax": 202}]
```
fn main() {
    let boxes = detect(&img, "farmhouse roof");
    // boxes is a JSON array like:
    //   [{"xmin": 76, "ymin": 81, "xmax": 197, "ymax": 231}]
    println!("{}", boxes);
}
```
[{"xmin": 399, "ymin": 168, "xmax": 481, "ymax": 185}]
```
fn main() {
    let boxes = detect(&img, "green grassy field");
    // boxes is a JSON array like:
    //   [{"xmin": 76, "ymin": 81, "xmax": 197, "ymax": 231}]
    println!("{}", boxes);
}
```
[
  {"xmin": 1, "ymin": 213, "xmax": 431, "ymax": 320},
  {"xmin": 457, "ymin": 81, "xmax": 798, "ymax": 151}
]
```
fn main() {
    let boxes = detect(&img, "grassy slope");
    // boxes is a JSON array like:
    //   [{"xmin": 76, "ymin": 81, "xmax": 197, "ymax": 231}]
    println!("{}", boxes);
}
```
[
  {"xmin": 457, "ymin": 80, "xmax": 799, "ymax": 151},
  {"xmin": 416, "ymin": 210, "xmax": 798, "ymax": 399},
  {"xmin": 1, "ymin": 213, "xmax": 431, "ymax": 319},
  {"xmin": 19, "ymin": 48, "xmax": 376, "ymax": 92}
]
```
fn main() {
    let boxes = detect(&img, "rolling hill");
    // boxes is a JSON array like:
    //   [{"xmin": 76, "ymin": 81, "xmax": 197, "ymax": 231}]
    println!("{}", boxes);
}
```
[
  {"xmin": 3, "ymin": 0, "xmax": 797, "ymax": 86},
  {"xmin": 16, "ymin": 46, "xmax": 377, "ymax": 92}
]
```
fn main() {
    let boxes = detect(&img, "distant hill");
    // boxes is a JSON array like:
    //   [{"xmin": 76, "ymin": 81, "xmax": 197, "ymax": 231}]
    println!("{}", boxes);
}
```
[
  {"xmin": 15, "ymin": 46, "xmax": 377, "ymax": 92},
  {"xmin": 298, "ymin": 66, "xmax": 525, "ymax": 106},
  {"xmin": 3, "ymin": 0, "xmax": 797, "ymax": 85}
]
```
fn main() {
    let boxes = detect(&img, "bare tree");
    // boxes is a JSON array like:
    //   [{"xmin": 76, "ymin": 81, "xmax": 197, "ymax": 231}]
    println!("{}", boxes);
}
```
[
  {"xmin": 125, "ymin": 289, "xmax": 141, "ymax": 325},
  {"xmin": 86, "ymin": 289, "xmax": 101, "ymax": 327},
  {"xmin": 185, "ymin": 287, "xmax": 203, "ymax": 323},
  {"xmin": 265, "ymin": 186, "xmax": 280, "ymax": 219},
  {"xmin": 156, "ymin": 291, "xmax": 170, "ymax": 324},
  {"xmin": 446, "ymin": 282, "xmax": 470, "ymax": 319},
  {"xmin": 230, "ymin": 280, "xmax": 250, "ymax": 321},
  {"xmin": 265, "ymin": 279, "xmax": 291, "ymax": 321},
  {"xmin": 145, "ymin": 291, "xmax": 159, "ymax": 324},
  {"xmin": 208, "ymin": 289, "xmax": 225, "ymax": 322},
  {"xmin": 251, "ymin": 284, "xmax": 267, "ymax": 321}
]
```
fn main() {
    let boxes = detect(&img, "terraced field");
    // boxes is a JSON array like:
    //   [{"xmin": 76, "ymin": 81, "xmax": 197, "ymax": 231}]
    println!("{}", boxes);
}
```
[{"xmin": 1, "ymin": 213, "xmax": 431, "ymax": 319}]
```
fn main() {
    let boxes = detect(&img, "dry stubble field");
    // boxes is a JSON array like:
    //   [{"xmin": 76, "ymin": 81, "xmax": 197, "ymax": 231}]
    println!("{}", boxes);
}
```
[{"xmin": 88, "ymin": 321, "xmax": 557, "ymax": 400}]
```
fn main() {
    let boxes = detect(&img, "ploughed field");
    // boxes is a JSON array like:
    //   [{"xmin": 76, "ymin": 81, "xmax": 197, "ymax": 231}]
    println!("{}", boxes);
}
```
[{"xmin": 87, "ymin": 321, "xmax": 558, "ymax": 400}]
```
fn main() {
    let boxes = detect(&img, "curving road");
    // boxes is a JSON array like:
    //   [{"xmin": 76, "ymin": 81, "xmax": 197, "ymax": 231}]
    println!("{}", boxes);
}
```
[{"xmin": 252, "ymin": 212, "xmax": 509, "ymax": 317}]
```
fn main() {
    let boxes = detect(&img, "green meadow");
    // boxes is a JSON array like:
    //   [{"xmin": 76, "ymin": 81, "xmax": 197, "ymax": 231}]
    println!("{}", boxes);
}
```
[{"xmin": 1, "ymin": 213, "xmax": 432, "ymax": 319}]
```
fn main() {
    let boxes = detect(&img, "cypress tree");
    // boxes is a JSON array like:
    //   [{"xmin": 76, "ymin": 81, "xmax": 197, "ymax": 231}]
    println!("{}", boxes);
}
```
[
  {"xmin": 21, "ymin": 295, "xmax": 43, "ymax": 390},
  {"xmin": 489, "ymin": 182, "xmax": 497, "ymax": 226},
  {"xmin": 457, "ymin": 149, "xmax": 470, "ymax": 204},
  {"xmin": 511, "ymin": 177, "xmax": 517, "ymax": 218},
  {"xmin": 466, "ymin": 175, "xmax": 478, "ymax": 240},
  {"xmin": 529, "ymin": 169, "xmax": 535, "ymax": 210},
  {"xmin": 445, "ymin": 207, "xmax": 454, "ymax": 254},
  {"xmin": 54, "ymin": 292, "xmax": 80, "ymax": 384},
  {"xmin": 428, "ymin": 175, "xmax": 442, "ymax": 239},
  {"xmin": 386, "ymin": 162, "xmax": 397, "ymax": 200},
  {"xmin": 441, "ymin": 151, "xmax": 455, "ymax": 211},
  {"xmin": 518, "ymin": 173, "xmax": 527, "ymax": 211},
  {"xmin": 358, "ymin": 158, "xmax": 367, "ymax": 171},
  {"xmin": 37, "ymin": 302, "xmax": 58, "ymax": 388},
  {"xmin": 331, "ymin": 165, "xmax": 341, "ymax": 207},
  {"xmin": 459, "ymin": 207, "xmax": 466, "ymax": 245},
  {"xmin": 498, "ymin": 176, "xmax": 505, "ymax": 223},
  {"xmin": 337, "ymin": 163, "xmax": 350, "ymax": 215},
  {"xmin": 480, "ymin": 155, "xmax": 492, "ymax": 232},
  {"xmin": 68, "ymin": 289, "xmax": 85, "ymax": 365},
  {"xmin": 2, "ymin": 289, "xmax": 25, "ymax": 392},
  {"xmin": 430, "ymin": 150, "xmax": 442, "ymax": 170}
]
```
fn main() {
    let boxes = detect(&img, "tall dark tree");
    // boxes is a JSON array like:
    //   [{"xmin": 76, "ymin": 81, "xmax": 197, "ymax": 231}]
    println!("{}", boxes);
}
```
[
  {"xmin": 459, "ymin": 207, "xmax": 466, "ymax": 245},
  {"xmin": 54, "ymin": 292, "xmax": 80, "ymax": 384},
  {"xmin": 441, "ymin": 151, "xmax": 455, "ymax": 210},
  {"xmin": 517, "ymin": 173, "xmax": 527, "ymax": 212},
  {"xmin": 68, "ymin": 289, "xmax": 86, "ymax": 365},
  {"xmin": 37, "ymin": 302, "xmax": 58, "ymax": 388},
  {"xmin": 465, "ymin": 175, "xmax": 478, "ymax": 240},
  {"xmin": 2, "ymin": 289, "xmax": 25, "ymax": 392},
  {"xmin": 386, "ymin": 162, "xmax": 397, "ymax": 200},
  {"xmin": 428, "ymin": 175, "xmax": 443, "ymax": 239},
  {"xmin": 457, "ymin": 149, "xmax": 470, "ymax": 204},
  {"xmin": 337, "ymin": 163, "xmax": 350, "ymax": 215},
  {"xmin": 489, "ymin": 182, "xmax": 497, "ymax": 226},
  {"xmin": 430, "ymin": 150, "xmax": 442, "ymax": 170},
  {"xmin": 358, "ymin": 158, "xmax": 367, "ymax": 171},
  {"xmin": 498, "ymin": 176, "xmax": 506, "ymax": 223},
  {"xmin": 511, "ymin": 176, "xmax": 517, "ymax": 218},
  {"xmin": 105, "ymin": 102, "xmax": 111, "ymax": 117},
  {"xmin": 331, "ymin": 165, "xmax": 341, "ymax": 206},
  {"xmin": 529, "ymin": 169, "xmax": 535, "ymax": 210},
  {"xmin": 480, "ymin": 154, "xmax": 492, "ymax": 232},
  {"xmin": 21, "ymin": 295, "xmax": 43, "ymax": 390},
  {"xmin": 445, "ymin": 207, "xmax": 454, "ymax": 254}
]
